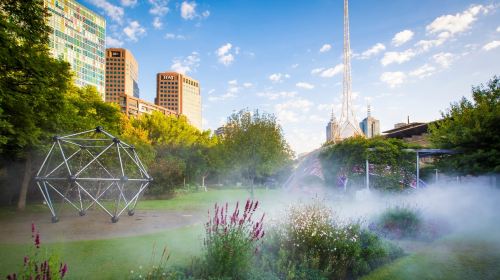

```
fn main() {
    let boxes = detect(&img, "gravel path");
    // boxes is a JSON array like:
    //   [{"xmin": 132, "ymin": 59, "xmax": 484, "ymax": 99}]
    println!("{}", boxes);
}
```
[{"xmin": 0, "ymin": 209, "xmax": 204, "ymax": 244}]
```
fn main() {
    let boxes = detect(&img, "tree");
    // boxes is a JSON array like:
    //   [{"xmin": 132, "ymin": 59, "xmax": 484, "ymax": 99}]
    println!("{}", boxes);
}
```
[
  {"xmin": 222, "ymin": 110, "xmax": 293, "ymax": 196},
  {"xmin": 429, "ymin": 76, "xmax": 500, "ymax": 175},
  {"xmin": 0, "ymin": 0, "xmax": 73, "ymax": 209},
  {"xmin": 126, "ymin": 111, "xmax": 220, "ymax": 193},
  {"xmin": 319, "ymin": 136, "xmax": 416, "ymax": 191}
]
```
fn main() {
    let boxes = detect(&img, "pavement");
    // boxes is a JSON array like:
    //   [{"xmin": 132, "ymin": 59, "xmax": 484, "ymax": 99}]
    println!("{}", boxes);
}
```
[{"xmin": 0, "ymin": 209, "xmax": 204, "ymax": 244}]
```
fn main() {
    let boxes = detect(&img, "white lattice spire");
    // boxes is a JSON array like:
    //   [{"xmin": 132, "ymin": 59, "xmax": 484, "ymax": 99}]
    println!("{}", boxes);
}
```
[{"xmin": 337, "ymin": 0, "xmax": 363, "ymax": 140}]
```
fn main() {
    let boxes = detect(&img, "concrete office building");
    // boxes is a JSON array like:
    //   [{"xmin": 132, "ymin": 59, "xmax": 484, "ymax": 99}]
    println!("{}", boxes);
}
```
[
  {"xmin": 359, "ymin": 105, "xmax": 380, "ymax": 138},
  {"xmin": 105, "ymin": 48, "xmax": 175, "ymax": 117},
  {"xmin": 156, "ymin": 72, "xmax": 202, "ymax": 129},
  {"xmin": 105, "ymin": 48, "xmax": 140, "ymax": 102},
  {"xmin": 44, "ymin": 0, "xmax": 106, "ymax": 97}
]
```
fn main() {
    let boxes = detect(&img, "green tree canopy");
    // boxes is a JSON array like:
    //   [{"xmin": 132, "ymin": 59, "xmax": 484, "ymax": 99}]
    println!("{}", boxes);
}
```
[
  {"xmin": 429, "ymin": 76, "xmax": 500, "ymax": 175},
  {"xmin": 221, "ymin": 109, "xmax": 294, "ymax": 186},
  {"xmin": 0, "ymin": 0, "xmax": 72, "ymax": 158},
  {"xmin": 320, "ymin": 136, "xmax": 416, "ymax": 191}
]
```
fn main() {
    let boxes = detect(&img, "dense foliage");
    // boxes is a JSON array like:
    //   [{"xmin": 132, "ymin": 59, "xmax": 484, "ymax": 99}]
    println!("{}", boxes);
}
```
[
  {"xmin": 429, "ymin": 76, "xmax": 500, "ymax": 175},
  {"xmin": 373, "ymin": 205, "xmax": 422, "ymax": 239},
  {"xmin": 320, "ymin": 137, "xmax": 416, "ymax": 191},
  {"xmin": 222, "ymin": 110, "xmax": 294, "ymax": 186},
  {"xmin": 258, "ymin": 200, "xmax": 403, "ymax": 279}
]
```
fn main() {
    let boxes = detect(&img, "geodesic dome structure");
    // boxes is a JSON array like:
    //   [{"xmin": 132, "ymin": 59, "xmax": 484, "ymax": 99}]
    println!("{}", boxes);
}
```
[{"xmin": 34, "ymin": 126, "xmax": 152, "ymax": 223}]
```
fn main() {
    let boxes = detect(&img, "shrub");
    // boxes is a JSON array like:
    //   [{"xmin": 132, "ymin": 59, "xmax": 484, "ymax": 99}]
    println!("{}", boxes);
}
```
[
  {"xmin": 374, "ymin": 205, "xmax": 422, "ymax": 239},
  {"xmin": 195, "ymin": 200, "xmax": 265, "ymax": 279},
  {"xmin": 6, "ymin": 223, "xmax": 67, "ymax": 280},
  {"xmin": 260, "ymin": 200, "xmax": 403, "ymax": 279}
]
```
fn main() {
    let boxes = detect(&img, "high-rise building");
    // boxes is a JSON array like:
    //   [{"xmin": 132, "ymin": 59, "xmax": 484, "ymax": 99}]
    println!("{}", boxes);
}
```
[
  {"xmin": 105, "ymin": 48, "xmax": 140, "ymax": 102},
  {"xmin": 326, "ymin": 110, "xmax": 339, "ymax": 143},
  {"xmin": 156, "ymin": 72, "xmax": 202, "ymax": 129},
  {"xmin": 44, "ymin": 0, "xmax": 106, "ymax": 97},
  {"xmin": 105, "ymin": 48, "xmax": 175, "ymax": 117},
  {"xmin": 359, "ymin": 105, "xmax": 380, "ymax": 138}
]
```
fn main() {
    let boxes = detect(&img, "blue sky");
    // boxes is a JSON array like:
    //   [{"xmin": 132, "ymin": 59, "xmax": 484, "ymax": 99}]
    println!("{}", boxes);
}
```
[{"xmin": 83, "ymin": 0, "xmax": 500, "ymax": 155}]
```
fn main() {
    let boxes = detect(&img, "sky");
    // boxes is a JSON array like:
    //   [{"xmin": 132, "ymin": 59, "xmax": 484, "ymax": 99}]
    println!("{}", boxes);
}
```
[{"xmin": 82, "ymin": 0, "xmax": 500, "ymax": 155}]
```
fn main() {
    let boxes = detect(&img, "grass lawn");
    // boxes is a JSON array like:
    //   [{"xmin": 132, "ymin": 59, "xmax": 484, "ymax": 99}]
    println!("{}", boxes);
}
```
[
  {"xmin": 0, "ymin": 188, "xmax": 280, "ymax": 218},
  {"xmin": 0, "ymin": 225, "xmax": 203, "ymax": 279},
  {"xmin": 363, "ymin": 236, "xmax": 500, "ymax": 280},
  {"xmin": 136, "ymin": 188, "xmax": 280, "ymax": 211}
]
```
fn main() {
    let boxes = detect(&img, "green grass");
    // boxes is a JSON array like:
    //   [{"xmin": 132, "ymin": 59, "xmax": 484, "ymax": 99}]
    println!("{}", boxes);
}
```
[
  {"xmin": 362, "ymin": 236, "xmax": 500, "ymax": 280},
  {"xmin": 0, "ymin": 188, "xmax": 279, "ymax": 216},
  {"xmin": 0, "ymin": 225, "xmax": 203, "ymax": 280},
  {"xmin": 136, "ymin": 188, "xmax": 279, "ymax": 211}
]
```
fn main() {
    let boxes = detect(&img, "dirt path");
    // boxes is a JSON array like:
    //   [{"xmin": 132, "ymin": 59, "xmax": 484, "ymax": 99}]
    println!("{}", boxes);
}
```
[{"xmin": 0, "ymin": 209, "xmax": 205, "ymax": 244}]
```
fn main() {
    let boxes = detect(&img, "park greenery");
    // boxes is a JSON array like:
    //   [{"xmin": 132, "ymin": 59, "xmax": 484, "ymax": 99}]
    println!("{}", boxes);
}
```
[
  {"xmin": 429, "ymin": 76, "xmax": 500, "ymax": 175},
  {"xmin": 0, "ymin": 0, "xmax": 293, "ymax": 208},
  {"xmin": 320, "ymin": 136, "xmax": 417, "ymax": 191}
]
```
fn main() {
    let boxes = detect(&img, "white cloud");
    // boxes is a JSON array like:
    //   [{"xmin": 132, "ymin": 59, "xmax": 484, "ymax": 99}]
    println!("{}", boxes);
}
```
[
  {"xmin": 180, "ymin": 1, "xmax": 209, "ymax": 20},
  {"xmin": 209, "ymin": 81, "xmax": 240, "ymax": 101},
  {"xmin": 409, "ymin": 64, "xmax": 436, "ymax": 79},
  {"xmin": 121, "ymin": 0, "xmax": 137, "ymax": 7},
  {"xmin": 497, "ymin": 26, "xmax": 500, "ymax": 32},
  {"xmin": 269, "ymin": 73, "xmax": 290, "ymax": 83},
  {"xmin": 296, "ymin": 82, "xmax": 315, "ymax": 90},
  {"xmin": 311, "ymin": 68, "xmax": 324, "ymax": 75},
  {"xmin": 381, "ymin": 49, "xmax": 416, "ymax": 66},
  {"xmin": 216, "ymin": 43, "xmax": 236, "ymax": 66},
  {"xmin": 88, "ymin": 0, "xmax": 124, "ymax": 23},
  {"xmin": 123, "ymin": 21, "xmax": 146, "ymax": 42},
  {"xmin": 426, "ymin": 5, "xmax": 489, "ymax": 36},
  {"xmin": 312, "ymin": 64, "xmax": 344, "ymax": 78},
  {"xmin": 392, "ymin": 30, "xmax": 414, "ymax": 46},
  {"xmin": 309, "ymin": 115, "xmax": 328, "ymax": 123},
  {"xmin": 243, "ymin": 82, "xmax": 253, "ymax": 88},
  {"xmin": 482, "ymin": 40, "xmax": 500, "ymax": 51},
  {"xmin": 181, "ymin": 1, "xmax": 197, "ymax": 20},
  {"xmin": 275, "ymin": 98, "xmax": 314, "ymax": 123},
  {"xmin": 152, "ymin": 17, "xmax": 162, "ymax": 29},
  {"xmin": 380, "ymin": 72, "xmax": 406, "ymax": 88},
  {"xmin": 208, "ymin": 89, "xmax": 215, "ymax": 94},
  {"xmin": 106, "ymin": 36, "xmax": 124, "ymax": 47},
  {"xmin": 171, "ymin": 51, "xmax": 200, "ymax": 74},
  {"xmin": 149, "ymin": 0, "xmax": 169, "ymax": 16},
  {"xmin": 291, "ymin": 63, "xmax": 299, "ymax": 68},
  {"xmin": 433, "ymin": 52, "xmax": 455, "ymax": 68},
  {"xmin": 165, "ymin": 33, "xmax": 186, "ymax": 40},
  {"xmin": 319, "ymin": 44, "xmax": 332, "ymax": 53},
  {"xmin": 257, "ymin": 91, "xmax": 297, "ymax": 100},
  {"xmin": 415, "ymin": 38, "xmax": 445, "ymax": 52},
  {"xmin": 359, "ymin": 43, "xmax": 386, "ymax": 59},
  {"xmin": 208, "ymin": 92, "xmax": 236, "ymax": 102}
]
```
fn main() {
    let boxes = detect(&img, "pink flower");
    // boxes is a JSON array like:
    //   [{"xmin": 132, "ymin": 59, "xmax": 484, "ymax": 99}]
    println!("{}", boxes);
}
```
[{"xmin": 35, "ymin": 232, "xmax": 40, "ymax": 248}]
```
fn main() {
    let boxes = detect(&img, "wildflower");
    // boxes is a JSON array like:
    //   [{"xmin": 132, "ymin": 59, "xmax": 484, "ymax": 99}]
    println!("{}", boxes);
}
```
[
  {"xmin": 130, "ymin": 270, "xmax": 134, "ymax": 274},
  {"xmin": 35, "ymin": 232, "xmax": 40, "ymax": 248},
  {"xmin": 60, "ymin": 263, "xmax": 68, "ymax": 277}
]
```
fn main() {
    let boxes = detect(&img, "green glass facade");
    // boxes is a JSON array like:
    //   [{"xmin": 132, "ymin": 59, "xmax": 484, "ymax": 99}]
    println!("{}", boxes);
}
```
[{"xmin": 44, "ymin": 0, "xmax": 106, "ymax": 97}]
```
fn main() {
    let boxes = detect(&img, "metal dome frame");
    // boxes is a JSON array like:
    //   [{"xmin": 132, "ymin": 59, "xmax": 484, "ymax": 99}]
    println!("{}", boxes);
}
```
[{"xmin": 34, "ymin": 126, "xmax": 153, "ymax": 223}]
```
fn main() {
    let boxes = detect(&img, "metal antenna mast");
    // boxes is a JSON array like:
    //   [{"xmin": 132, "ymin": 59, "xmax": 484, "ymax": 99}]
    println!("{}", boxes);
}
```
[{"xmin": 337, "ymin": 0, "xmax": 363, "ymax": 140}]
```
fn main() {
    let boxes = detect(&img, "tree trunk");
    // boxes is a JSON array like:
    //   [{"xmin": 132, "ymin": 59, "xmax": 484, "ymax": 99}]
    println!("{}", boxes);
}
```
[
  {"xmin": 202, "ymin": 175, "xmax": 207, "ymax": 192},
  {"xmin": 17, "ymin": 152, "xmax": 32, "ymax": 210}
]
